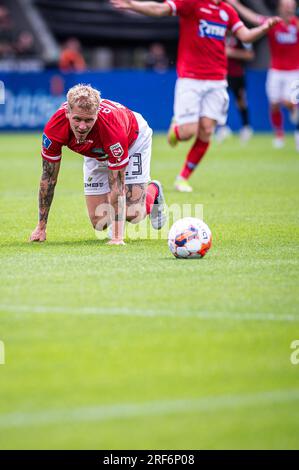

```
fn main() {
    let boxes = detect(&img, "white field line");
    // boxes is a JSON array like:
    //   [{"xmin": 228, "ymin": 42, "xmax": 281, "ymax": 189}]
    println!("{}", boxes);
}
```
[
  {"xmin": 0, "ymin": 389, "xmax": 298, "ymax": 429},
  {"xmin": 0, "ymin": 304, "xmax": 298, "ymax": 322}
]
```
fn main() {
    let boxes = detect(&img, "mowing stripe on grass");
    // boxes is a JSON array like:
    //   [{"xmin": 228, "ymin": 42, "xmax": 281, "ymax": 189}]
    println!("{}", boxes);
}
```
[
  {"xmin": 0, "ymin": 304, "xmax": 298, "ymax": 322},
  {"xmin": 0, "ymin": 389, "xmax": 298, "ymax": 429}
]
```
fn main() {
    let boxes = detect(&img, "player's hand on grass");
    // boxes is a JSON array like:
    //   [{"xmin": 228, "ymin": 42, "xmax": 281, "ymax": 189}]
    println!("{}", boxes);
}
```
[
  {"xmin": 110, "ymin": 0, "xmax": 132, "ymax": 10},
  {"xmin": 107, "ymin": 239, "xmax": 126, "ymax": 246},
  {"xmin": 30, "ymin": 225, "xmax": 46, "ymax": 242}
]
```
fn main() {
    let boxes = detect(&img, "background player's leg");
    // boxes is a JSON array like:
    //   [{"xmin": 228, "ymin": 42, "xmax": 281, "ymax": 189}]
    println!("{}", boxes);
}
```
[
  {"xmin": 296, "ymin": 124, "xmax": 299, "ymax": 152},
  {"xmin": 215, "ymin": 77, "xmax": 236, "ymax": 144},
  {"xmin": 266, "ymin": 70, "xmax": 285, "ymax": 149},
  {"xmin": 237, "ymin": 90, "xmax": 250, "ymax": 129},
  {"xmin": 270, "ymin": 103, "xmax": 285, "ymax": 148},
  {"xmin": 175, "ymin": 117, "xmax": 216, "ymax": 193},
  {"xmin": 167, "ymin": 121, "xmax": 198, "ymax": 147},
  {"xmin": 168, "ymin": 78, "xmax": 200, "ymax": 147},
  {"xmin": 234, "ymin": 78, "xmax": 253, "ymax": 143},
  {"xmin": 283, "ymin": 100, "xmax": 299, "ymax": 152}
]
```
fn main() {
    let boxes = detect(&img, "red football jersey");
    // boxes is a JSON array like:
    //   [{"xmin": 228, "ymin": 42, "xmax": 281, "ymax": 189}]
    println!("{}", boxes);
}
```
[
  {"xmin": 165, "ymin": 0, "xmax": 244, "ymax": 80},
  {"xmin": 41, "ymin": 100, "xmax": 139, "ymax": 170},
  {"xmin": 265, "ymin": 17, "xmax": 299, "ymax": 71}
]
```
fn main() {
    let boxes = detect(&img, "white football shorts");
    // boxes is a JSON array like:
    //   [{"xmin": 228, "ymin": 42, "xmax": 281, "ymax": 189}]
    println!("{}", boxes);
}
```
[
  {"xmin": 83, "ymin": 112, "xmax": 152, "ymax": 195},
  {"xmin": 266, "ymin": 69, "xmax": 299, "ymax": 104},
  {"xmin": 174, "ymin": 77, "xmax": 229, "ymax": 126}
]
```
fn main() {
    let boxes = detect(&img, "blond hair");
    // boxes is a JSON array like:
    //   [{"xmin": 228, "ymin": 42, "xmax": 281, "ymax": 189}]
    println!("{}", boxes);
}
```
[{"xmin": 67, "ymin": 84, "xmax": 101, "ymax": 113}]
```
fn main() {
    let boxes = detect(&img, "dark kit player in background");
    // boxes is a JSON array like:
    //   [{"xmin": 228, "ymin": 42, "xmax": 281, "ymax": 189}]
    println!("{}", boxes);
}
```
[{"xmin": 216, "ymin": 33, "xmax": 255, "ymax": 143}]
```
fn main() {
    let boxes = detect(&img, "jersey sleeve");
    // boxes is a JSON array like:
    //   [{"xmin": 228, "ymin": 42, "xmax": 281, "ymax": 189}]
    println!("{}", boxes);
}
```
[
  {"xmin": 41, "ymin": 114, "xmax": 64, "ymax": 163},
  {"xmin": 164, "ymin": 0, "xmax": 195, "ymax": 18},
  {"xmin": 227, "ymin": 6, "xmax": 244, "ymax": 35}
]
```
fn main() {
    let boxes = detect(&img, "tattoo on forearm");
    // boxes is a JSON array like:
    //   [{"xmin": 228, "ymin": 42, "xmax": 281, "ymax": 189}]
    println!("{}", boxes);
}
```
[
  {"xmin": 116, "ymin": 171, "xmax": 124, "ymax": 194},
  {"xmin": 108, "ymin": 169, "xmax": 126, "ymax": 223},
  {"xmin": 39, "ymin": 160, "xmax": 60, "ymax": 223},
  {"xmin": 42, "ymin": 160, "xmax": 56, "ymax": 180},
  {"xmin": 115, "ymin": 196, "xmax": 125, "ymax": 221},
  {"xmin": 108, "ymin": 170, "xmax": 125, "ymax": 194}
]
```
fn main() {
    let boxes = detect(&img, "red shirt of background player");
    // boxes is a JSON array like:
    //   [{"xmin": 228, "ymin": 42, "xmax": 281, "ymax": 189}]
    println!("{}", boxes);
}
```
[
  {"xmin": 266, "ymin": 17, "xmax": 299, "ymax": 71},
  {"xmin": 165, "ymin": 0, "xmax": 244, "ymax": 80}
]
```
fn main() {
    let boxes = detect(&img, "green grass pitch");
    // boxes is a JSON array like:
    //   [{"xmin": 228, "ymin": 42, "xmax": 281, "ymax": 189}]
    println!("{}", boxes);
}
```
[{"xmin": 0, "ymin": 132, "xmax": 299, "ymax": 449}]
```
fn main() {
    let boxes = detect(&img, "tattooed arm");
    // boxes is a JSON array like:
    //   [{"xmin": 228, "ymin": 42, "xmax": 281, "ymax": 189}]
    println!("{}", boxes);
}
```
[
  {"xmin": 108, "ymin": 168, "xmax": 126, "ymax": 245},
  {"xmin": 30, "ymin": 159, "xmax": 61, "ymax": 242}
]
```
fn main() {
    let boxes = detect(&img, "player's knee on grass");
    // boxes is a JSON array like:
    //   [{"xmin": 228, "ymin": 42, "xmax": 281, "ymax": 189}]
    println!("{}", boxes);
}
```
[
  {"xmin": 90, "ymin": 215, "xmax": 109, "ymax": 231},
  {"xmin": 126, "ymin": 205, "xmax": 146, "ymax": 224},
  {"xmin": 91, "ymin": 204, "xmax": 111, "ymax": 231},
  {"xmin": 85, "ymin": 195, "xmax": 110, "ymax": 231}
]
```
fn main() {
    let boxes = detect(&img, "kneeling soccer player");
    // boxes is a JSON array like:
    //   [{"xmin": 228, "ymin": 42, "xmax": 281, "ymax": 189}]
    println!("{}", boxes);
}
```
[{"xmin": 30, "ymin": 84, "xmax": 167, "ymax": 245}]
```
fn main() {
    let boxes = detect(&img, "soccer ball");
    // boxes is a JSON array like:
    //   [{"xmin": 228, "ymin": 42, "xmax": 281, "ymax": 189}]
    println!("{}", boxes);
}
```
[{"xmin": 168, "ymin": 217, "xmax": 212, "ymax": 259}]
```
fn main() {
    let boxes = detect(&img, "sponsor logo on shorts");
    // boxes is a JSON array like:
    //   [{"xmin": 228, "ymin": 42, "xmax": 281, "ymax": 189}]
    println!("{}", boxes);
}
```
[
  {"xmin": 84, "ymin": 182, "xmax": 104, "ymax": 188},
  {"xmin": 42, "ymin": 133, "xmax": 52, "ymax": 149},
  {"xmin": 199, "ymin": 20, "xmax": 227, "ymax": 40},
  {"xmin": 110, "ymin": 142, "xmax": 124, "ymax": 158},
  {"xmin": 96, "ymin": 160, "xmax": 109, "ymax": 168}
]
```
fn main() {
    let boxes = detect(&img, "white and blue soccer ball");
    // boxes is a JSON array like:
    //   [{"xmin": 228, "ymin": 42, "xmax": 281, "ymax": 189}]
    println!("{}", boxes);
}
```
[{"xmin": 168, "ymin": 217, "xmax": 212, "ymax": 259}]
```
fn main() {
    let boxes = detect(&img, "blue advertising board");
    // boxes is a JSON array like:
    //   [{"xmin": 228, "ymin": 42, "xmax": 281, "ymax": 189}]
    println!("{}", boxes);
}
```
[{"xmin": 0, "ymin": 69, "xmax": 294, "ymax": 132}]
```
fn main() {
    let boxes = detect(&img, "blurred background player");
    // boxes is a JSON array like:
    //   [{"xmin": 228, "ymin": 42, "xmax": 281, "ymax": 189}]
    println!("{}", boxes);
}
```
[
  {"xmin": 216, "ymin": 34, "xmax": 255, "ymax": 143},
  {"xmin": 110, "ymin": 0, "xmax": 281, "ymax": 193},
  {"xmin": 145, "ymin": 42, "xmax": 169, "ymax": 73},
  {"xmin": 227, "ymin": 0, "xmax": 299, "ymax": 151},
  {"xmin": 30, "ymin": 84, "xmax": 167, "ymax": 245},
  {"xmin": 59, "ymin": 38, "xmax": 87, "ymax": 73}
]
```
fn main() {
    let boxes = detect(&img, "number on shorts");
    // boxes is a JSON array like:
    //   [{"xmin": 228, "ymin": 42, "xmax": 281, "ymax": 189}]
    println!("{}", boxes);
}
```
[{"xmin": 131, "ymin": 153, "xmax": 142, "ymax": 176}]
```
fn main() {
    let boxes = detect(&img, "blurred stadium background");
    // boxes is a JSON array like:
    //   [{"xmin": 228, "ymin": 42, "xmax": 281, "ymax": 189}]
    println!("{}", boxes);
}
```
[{"xmin": 0, "ymin": 0, "xmax": 298, "ymax": 132}]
